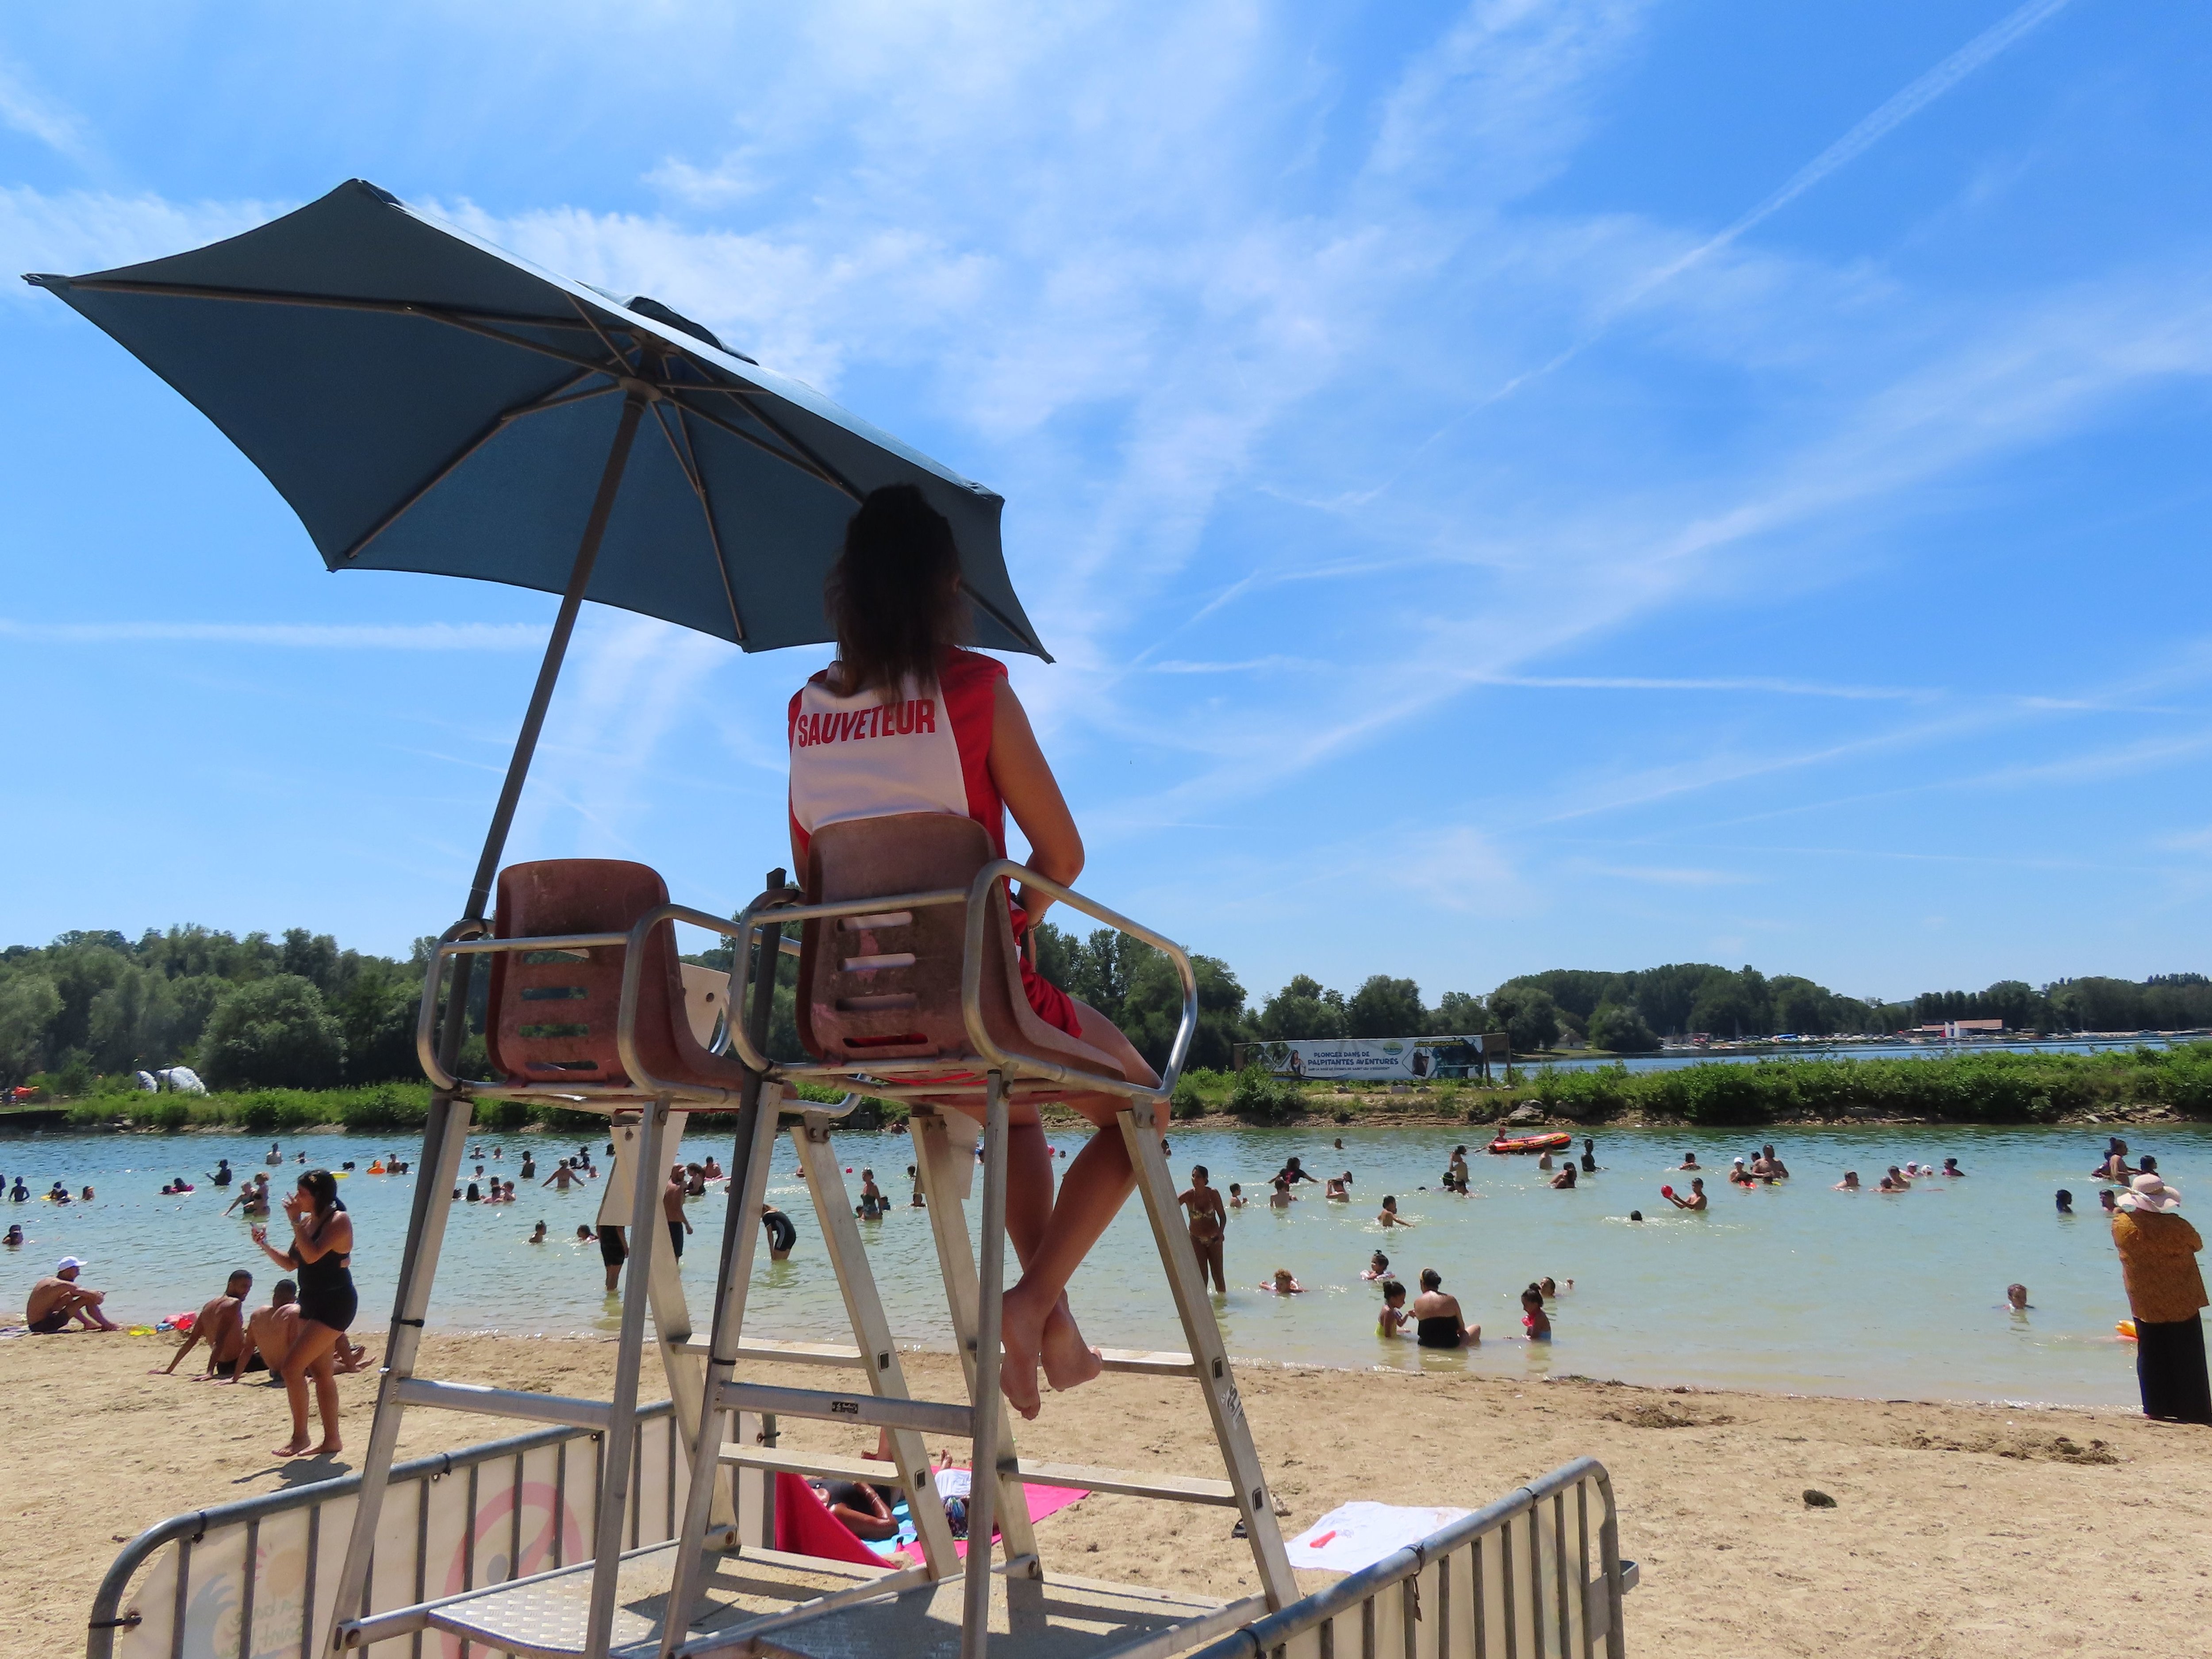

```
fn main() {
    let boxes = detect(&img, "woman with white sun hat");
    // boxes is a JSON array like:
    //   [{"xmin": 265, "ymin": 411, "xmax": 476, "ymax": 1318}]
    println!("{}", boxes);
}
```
[{"xmin": 2112, "ymin": 1172, "xmax": 2211, "ymax": 1424}]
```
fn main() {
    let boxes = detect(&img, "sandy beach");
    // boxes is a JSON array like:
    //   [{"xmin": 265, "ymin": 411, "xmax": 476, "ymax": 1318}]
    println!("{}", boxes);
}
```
[{"xmin": 5, "ymin": 1327, "xmax": 2209, "ymax": 1659}]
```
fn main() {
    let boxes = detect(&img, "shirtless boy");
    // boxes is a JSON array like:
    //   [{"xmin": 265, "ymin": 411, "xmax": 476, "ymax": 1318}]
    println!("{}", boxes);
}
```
[
  {"xmin": 1663, "ymin": 1178, "xmax": 1708, "ymax": 1211},
  {"xmin": 26, "ymin": 1257, "xmax": 119, "ymax": 1332},
  {"xmin": 1178, "ymin": 1165, "xmax": 1228, "ymax": 1293},
  {"xmin": 153, "ymin": 1270, "xmax": 253, "ymax": 1377},
  {"xmin": 1378, "ymin": 1195, "xmax": 1413, "ymax": 1228}
]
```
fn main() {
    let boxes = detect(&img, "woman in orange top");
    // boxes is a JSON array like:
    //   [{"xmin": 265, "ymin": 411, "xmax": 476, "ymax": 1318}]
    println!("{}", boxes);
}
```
[{"xmin": 2111, "ymin": 1174, "xmax": 2211, "ymax": 1424}]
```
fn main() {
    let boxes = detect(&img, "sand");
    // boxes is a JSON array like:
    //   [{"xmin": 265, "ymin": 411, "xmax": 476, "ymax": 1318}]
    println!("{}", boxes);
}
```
[{"xmin": 4, "ymin": 1327, "xmax": 2209, "ymax": 1658}]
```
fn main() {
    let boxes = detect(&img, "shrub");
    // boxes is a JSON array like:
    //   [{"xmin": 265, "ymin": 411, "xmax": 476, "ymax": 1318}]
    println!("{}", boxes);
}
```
[
  {"xmin": 1228, "ymin": 1063, "xmax": 1303, "ymax": 1123},
  {"xmin": 200, "ymin": 975, "xmax": 344, "ymax": 1090}
]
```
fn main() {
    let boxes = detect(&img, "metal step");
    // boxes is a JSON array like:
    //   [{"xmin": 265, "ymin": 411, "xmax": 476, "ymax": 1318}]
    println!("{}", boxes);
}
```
[
  {"xmin": 393, "ymin": 1377, "xmax": 614, "ymax": 1430},
  {"xmin": 716, "ymin": 1380, "xmax": 973, "ymax": 1436},
  {"xmin": 684, "ymin": 1336, "xmax": 1197, "ymax": 1378},
  {"xmin": 719, "ymin": 1447, "xmax": 919, "ymax": 1486},
  {"xmin": 1014, "ymin": 1461, "xmax": 1239, "ymax": 1506}
]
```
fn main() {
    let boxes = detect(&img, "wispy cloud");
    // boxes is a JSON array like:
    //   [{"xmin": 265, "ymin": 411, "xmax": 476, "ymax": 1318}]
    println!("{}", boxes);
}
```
[
  {"xmin": 0, "ymin": 55, "xmax": 92, "ymax": 165},
  {"xmin": 0, "ymin": 619, "xmax": 546, "ymax": 649},
  {"xmin": 1, "ymin": 187, "xmax": 290, "ymax": 298}
]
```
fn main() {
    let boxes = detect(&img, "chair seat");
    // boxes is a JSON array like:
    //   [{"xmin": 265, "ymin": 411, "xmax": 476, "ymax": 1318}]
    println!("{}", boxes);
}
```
[
  {"xmin": 796, "ymin": 814, "xmax": 1130, "ymax": 1098},
  {"xmin": 486, "ymin": 860, "xmax": 753, "ymax": 1097}
]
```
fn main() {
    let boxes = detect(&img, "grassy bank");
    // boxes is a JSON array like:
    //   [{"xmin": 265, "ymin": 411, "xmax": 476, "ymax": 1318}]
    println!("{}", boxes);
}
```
[
  {"xmin": 1170, "ymin": 1042, "xmax": 2212, "ymax": 1127},
  {"xmin": 20, "ymin": 1044, "xmax": 2212, "ymax": 1134}
]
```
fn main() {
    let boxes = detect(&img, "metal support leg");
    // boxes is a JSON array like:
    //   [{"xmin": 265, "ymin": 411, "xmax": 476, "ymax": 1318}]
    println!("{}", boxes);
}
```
[
  {"xmin": 910, "ymin": 1111, "xmax": 1037, "ymax": 1568},
  {"xmin": 326, "ymin": 1090, "xmax": 474, "ymax": 1647},
  {"xmin": 790, "ymin": 1116, "xmax": 962, "ymax": 1577},
  {"xmin": 658, "ymin": 1079, "xmax": 783, "ymax": 1657},
  {"xmin": 961, "ymin": 1073, "xmax": 1011, "ymax": 1659},
  {"xmin": 584, "ymin": 1099, "xmax": 672, "ymax": 1657},
  {"xmin": 1119, "ymin": 1106, "xmax": 1298, "ymax": 1611}
]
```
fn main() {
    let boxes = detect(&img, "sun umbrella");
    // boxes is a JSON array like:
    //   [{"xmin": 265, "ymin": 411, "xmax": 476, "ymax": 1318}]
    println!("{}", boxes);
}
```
[{"xmin": 26, "ymin": 177, "xmax": 1047, "ymax": 922}]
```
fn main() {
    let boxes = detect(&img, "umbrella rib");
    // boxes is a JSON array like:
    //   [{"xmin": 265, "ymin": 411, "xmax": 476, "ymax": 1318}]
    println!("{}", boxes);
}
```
[
  {"xmin": 650, "ymin": 400, "xmax": 747, "ymax": 644},
  {"xmin": 47, "ymin": 276, "xmax": 622, "ymax": 380},
  {"xmin": 672, "ymin": 383, "xmax": 863, "ymax": 504},
  {"xmin": 337, "ymin": 373, "xmax": 615, "ymax": 563},
  {"xmin": 663, "ymin": 392, "xmax": 853, "ymax": 499}
]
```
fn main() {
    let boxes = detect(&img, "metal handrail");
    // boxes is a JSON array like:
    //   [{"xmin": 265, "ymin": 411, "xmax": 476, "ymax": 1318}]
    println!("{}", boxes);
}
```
[
  {"xmin": 722, "ymin": 862, "xmax": 1197, "ymax": 1107},
  {"xmin": 1177, "ymin": 1456, "xmax": 1628, "ymax": 1659},
  {"xmin": 411, "ymin": 906, "xmax": 858, "ymax": 1115},
  {"xmin": 85, "ymin": 1403, "xmax": 675, "ymax": 1659}
]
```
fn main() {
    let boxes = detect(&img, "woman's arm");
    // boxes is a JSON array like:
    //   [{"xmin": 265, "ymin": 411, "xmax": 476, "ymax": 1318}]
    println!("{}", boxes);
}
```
[
  {"xmin": 288, "ymin": 1211, "xmax": 353, "ymax": 1264},
  {"xmin": 989, "ymin": 680, "xmax": 1082, "ymax": 925}
]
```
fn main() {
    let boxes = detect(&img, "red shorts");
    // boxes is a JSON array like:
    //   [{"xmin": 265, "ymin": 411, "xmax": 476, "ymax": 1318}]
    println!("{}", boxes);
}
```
[{"xmin": 1009, "ymin": 904, "xmax": 1083, "ymax": 1037}]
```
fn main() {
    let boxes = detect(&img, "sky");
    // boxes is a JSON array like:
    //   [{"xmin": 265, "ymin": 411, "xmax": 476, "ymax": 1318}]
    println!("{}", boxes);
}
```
[{"xmin": 4, "ymin": 0, "xmax": 2212, "ymax": 1010}]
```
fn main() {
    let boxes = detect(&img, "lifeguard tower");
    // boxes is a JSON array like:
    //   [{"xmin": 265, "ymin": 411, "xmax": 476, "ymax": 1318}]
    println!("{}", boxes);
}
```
[{"xmin": 41, "ymin": 182, "xmax": 1636, "ymax": 1659}]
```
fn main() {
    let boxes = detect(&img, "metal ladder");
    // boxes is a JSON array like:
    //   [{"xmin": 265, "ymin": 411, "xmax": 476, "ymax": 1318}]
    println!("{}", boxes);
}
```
[
  {"xmin": 659, "ymin": 1067, "xmax": 1298, "ymax": 1659},
  {"xmin": 323, "ymin": 883, "xmax": 1295, "ymax": 1659}
]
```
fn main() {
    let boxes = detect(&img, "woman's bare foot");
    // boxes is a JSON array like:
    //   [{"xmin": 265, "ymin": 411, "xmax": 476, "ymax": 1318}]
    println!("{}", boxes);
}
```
[
  {"xmin": 309, "ymin": 1440, "xmax": 342, "ymax": 1455},
  {"xmin": 997, "ymin": 1283, "xmax": 1049, "ymax": 1419},
  {"xmin": 273, "ymin": 1436, "xmax": 312, "ymax": 1458},
  {"xmin": 1040, "ymin": 1296, "xmax": 1102, "ymax": 1394}
]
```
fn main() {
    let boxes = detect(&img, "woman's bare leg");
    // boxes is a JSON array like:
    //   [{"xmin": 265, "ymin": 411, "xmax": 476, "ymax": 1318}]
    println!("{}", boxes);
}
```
[
  {"xmin": 309, "ymin": 1353, "xmax": 343, "ymax": 1454},
  {"xmin": 273, "ymin": 1323, "xmax": 342, "ymax": 1456},
  {"xmin": 997, "ymin": 1001, "xmax": 1160, "ymax": 1416}
]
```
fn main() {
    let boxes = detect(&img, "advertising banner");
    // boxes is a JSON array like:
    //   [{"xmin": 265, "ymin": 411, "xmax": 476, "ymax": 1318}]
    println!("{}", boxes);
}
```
[{"xmin": 1242, "ymin": 1036, "xmax": 1491, "ymax": 1081}]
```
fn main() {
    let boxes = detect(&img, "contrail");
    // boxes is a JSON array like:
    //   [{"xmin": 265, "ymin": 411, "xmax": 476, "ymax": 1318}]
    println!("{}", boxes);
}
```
[
  {"xmin": 1390, "ymin": 0, "xmax": 2084, "ymax": 453},
  {"xmin": 1617, "ymin": 0, "xmax": 2078, "ymax": 312}
]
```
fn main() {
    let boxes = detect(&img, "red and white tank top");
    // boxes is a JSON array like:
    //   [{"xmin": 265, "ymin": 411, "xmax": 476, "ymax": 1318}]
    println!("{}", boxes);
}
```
[{"xmin": 787, "ymin": 647, "xmax": 1008, "ymax": 864}]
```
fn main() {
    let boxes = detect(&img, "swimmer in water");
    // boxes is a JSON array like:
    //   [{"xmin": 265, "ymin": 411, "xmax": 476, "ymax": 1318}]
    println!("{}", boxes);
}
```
[
  {"xmin": 1324, "ymin": 1175, "xmax": 1350, "ymax": 1201},
  {"xmin": 528, "ymin": 1221, "xmax": 547, "ymax": 1243},
  {"xmin": 1377, "ymin": 1279, "xmax": 1411, "ymax": 1338},
  {"xmin": 1835, "ymin": 1171, "xmax": 1861, "ymax": 1191},
  {"xmin": 1550, "ymin": 1164, "xmax": 1578, "ymax": 1190},
  {"xmin": 2005, "ymin": 1283, "xmax": 2032, "ymax": 1312},
  {"xmin": 1885, "ymin": 1165, "xmax": 1910, "ymax": 1189},
  {"xmin": 1663, "ymin": 1178, "xmax": 1707, "ymax": 1212},
  {"xmin": 2100, "ymin": 1189, "xmax": 2118, "ymax": 1213},
  {"xmin": 1521, "ymin": 1286, "xmax": 1552, "ymax": 1341},
  {"xmin": 1676, "ymin": 1153, "xmax": 1701, "ymax": 1171},
  {"xmin": 1267, "ymin": 1177, "xmax": 1296, "ymax": 1209},
  {"xmin": 1379, "ymin": 1195, "xmax": 1414, "ymax": 1228},
  {"xmin": 1227, "ymin": 1183, "xmax": 1246, "ymax": 1209},
  {"xmin": 1410, "ymin": 1268, "xmax": 1479, "ymax": 1348},
  {"xmin": 2055, "ymin": 1188, "xmax": 2074, "ymax": 1215},
  {"xmin": 1942, "ymin": 1157, "xmax": 1965, "ymax": 1177},
  {"xmin": 1362, "ymin": 1250, "xmax": 1391, "ymax": 1281},
  {"xmin": 1263, "ymin": 1268, "xmax": 1305, "ymax": 1294}
]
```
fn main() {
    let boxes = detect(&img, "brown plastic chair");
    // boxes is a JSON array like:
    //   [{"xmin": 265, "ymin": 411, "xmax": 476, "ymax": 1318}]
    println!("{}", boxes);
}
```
[
  {"xmin": 485, "ymin": 859, "xmax": 753, "ymax": 1095},
  {"xmin": 795, "ymin": 814, "xmax": 1128, "ymax": 1099}
]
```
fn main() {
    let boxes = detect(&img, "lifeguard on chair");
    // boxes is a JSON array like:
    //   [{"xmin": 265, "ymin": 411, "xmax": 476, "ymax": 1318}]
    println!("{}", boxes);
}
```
[{"xmin": 785, "ymin": 483, "xmax": 1161, "ymax": 1421}]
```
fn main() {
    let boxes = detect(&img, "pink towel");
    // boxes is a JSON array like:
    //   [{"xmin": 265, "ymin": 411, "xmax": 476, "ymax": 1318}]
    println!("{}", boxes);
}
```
[{"xmin": 952, "ymin": 1478, "xmax": 1089, "ymax": 1557}]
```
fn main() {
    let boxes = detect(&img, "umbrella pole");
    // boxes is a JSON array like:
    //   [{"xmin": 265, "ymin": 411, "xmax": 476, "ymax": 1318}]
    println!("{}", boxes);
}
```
[{"xmin": 329, "ymin": 392, "xmax": 646, "ymax": 1653}]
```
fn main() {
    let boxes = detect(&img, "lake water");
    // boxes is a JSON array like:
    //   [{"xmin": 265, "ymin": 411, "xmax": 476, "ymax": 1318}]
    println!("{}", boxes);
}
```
[{"xmin": 4, "ymin": 1122, "xmax": 2201, "ymax": 1410}]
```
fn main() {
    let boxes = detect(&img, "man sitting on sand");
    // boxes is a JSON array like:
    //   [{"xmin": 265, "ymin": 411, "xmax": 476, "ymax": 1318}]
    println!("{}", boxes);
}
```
[
  {"xmin": 152, "ymin": 1269, "xmax": 254, "ymax": 1378},
  {"xmin": 26, "ymin": 1257, "xmax": 119, "ymax": 1332},
  {"xmin": 225, "ymin": 1279, "xmax": 373, "ymax": 1383}
]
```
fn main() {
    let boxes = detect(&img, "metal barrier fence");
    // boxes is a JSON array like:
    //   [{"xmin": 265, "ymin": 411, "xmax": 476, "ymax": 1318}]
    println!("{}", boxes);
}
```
[
  {"xmin": 1176, "ymin": 1459, "xmax": 1631, "ymax": 1659},
  {"xmin": 88, "ymin": 1402, "xmax": 687, "ymax": 1659}
]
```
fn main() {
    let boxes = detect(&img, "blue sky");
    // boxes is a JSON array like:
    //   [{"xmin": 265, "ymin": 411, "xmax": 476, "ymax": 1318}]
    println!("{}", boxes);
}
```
[{"xmin": 5, "ymin": 0, "xmax": 2210, "ymax": 1009}]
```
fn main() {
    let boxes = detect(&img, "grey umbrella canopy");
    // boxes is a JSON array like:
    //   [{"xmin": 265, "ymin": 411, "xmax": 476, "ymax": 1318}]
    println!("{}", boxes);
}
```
[
  {"xmin": 26, "ymin": 178, "xmax": 1045, "ymax": 658},
  {"xmin": 29, "ymin": 177, "xmax": 1048, "ymax": 961}
]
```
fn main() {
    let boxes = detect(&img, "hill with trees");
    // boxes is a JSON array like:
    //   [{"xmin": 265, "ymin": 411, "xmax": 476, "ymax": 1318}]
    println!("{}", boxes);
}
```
[{"xmin": 5, "ymin": 916, "xmax": 2207, "ymax": 1092}]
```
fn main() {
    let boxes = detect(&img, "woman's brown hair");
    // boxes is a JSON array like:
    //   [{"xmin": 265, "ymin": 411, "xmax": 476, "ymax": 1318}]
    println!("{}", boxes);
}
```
[{"xmin": 824, "ymin": 484, "xmax": 969, "ymax": 697}]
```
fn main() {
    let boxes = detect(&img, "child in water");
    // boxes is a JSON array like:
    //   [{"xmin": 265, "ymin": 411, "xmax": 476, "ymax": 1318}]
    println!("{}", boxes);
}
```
[
  {"xmin": 1377, "ymin": 1279, "xmax": 1410, "ymax": 1337},
  {"xmin": 1263, "ymin": 1268, "xmax": 1305, "ymax": 1294},
  {"xmin": 1361, "ymin": 1250, "xmax": 1391, "ymax": 1281},
  {"xmin": 1521, "ymin": 1285, "xmax": 1552, "ymax": 1341}
]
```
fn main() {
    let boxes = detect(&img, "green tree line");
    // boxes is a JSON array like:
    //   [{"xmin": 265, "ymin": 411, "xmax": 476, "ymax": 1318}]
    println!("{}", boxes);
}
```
[{"xmin": 7, "ymin": 916, "xmax": 2209, "ymax": 1092}]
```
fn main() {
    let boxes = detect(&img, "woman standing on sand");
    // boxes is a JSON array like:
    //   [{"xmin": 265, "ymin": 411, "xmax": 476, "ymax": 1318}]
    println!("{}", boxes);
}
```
[
  {"xmin": 252, "ymin": 1168, "xmax": 357, "ymax": 1457},
  {"xmin": 2111, "ymin": 1174, "xmax": 2211, "ymax": 1425}
]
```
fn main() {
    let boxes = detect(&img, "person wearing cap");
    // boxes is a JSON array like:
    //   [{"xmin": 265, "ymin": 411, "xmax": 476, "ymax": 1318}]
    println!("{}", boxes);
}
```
[
  {"xmin": 2111, "ymin": 1173, "xmax": 2211, "ymax": 1424},
  {"xmin": 25, "ymin": 1257, "xmax": 119, "ymax": 1333}
]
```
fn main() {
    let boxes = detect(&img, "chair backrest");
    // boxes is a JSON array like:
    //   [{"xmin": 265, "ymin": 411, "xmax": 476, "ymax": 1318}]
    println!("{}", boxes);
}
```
[
  {"xmin": 797, "ymin": 814, "xmax": 1126, "ymax": 1086},
  {"xmin": 486, "ymin": 860, "xmax": 747, "ymax": 1093}
]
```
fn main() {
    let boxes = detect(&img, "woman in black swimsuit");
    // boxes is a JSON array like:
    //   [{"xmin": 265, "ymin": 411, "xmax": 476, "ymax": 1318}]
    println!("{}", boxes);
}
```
[
  {"xmin": 253, "ymin": 1168, "xmax": 356, "ymax": 1458},
  {"xmin": 1409, "ymin": 1267, "xmax": 1481, "ymax": 1349}
]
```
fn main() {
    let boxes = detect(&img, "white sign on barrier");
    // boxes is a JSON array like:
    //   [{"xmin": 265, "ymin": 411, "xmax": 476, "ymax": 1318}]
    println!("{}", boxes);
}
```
[{"xmin": 1245, "ymin": 1037, "xmax": 1488, "ymax": 1081}]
